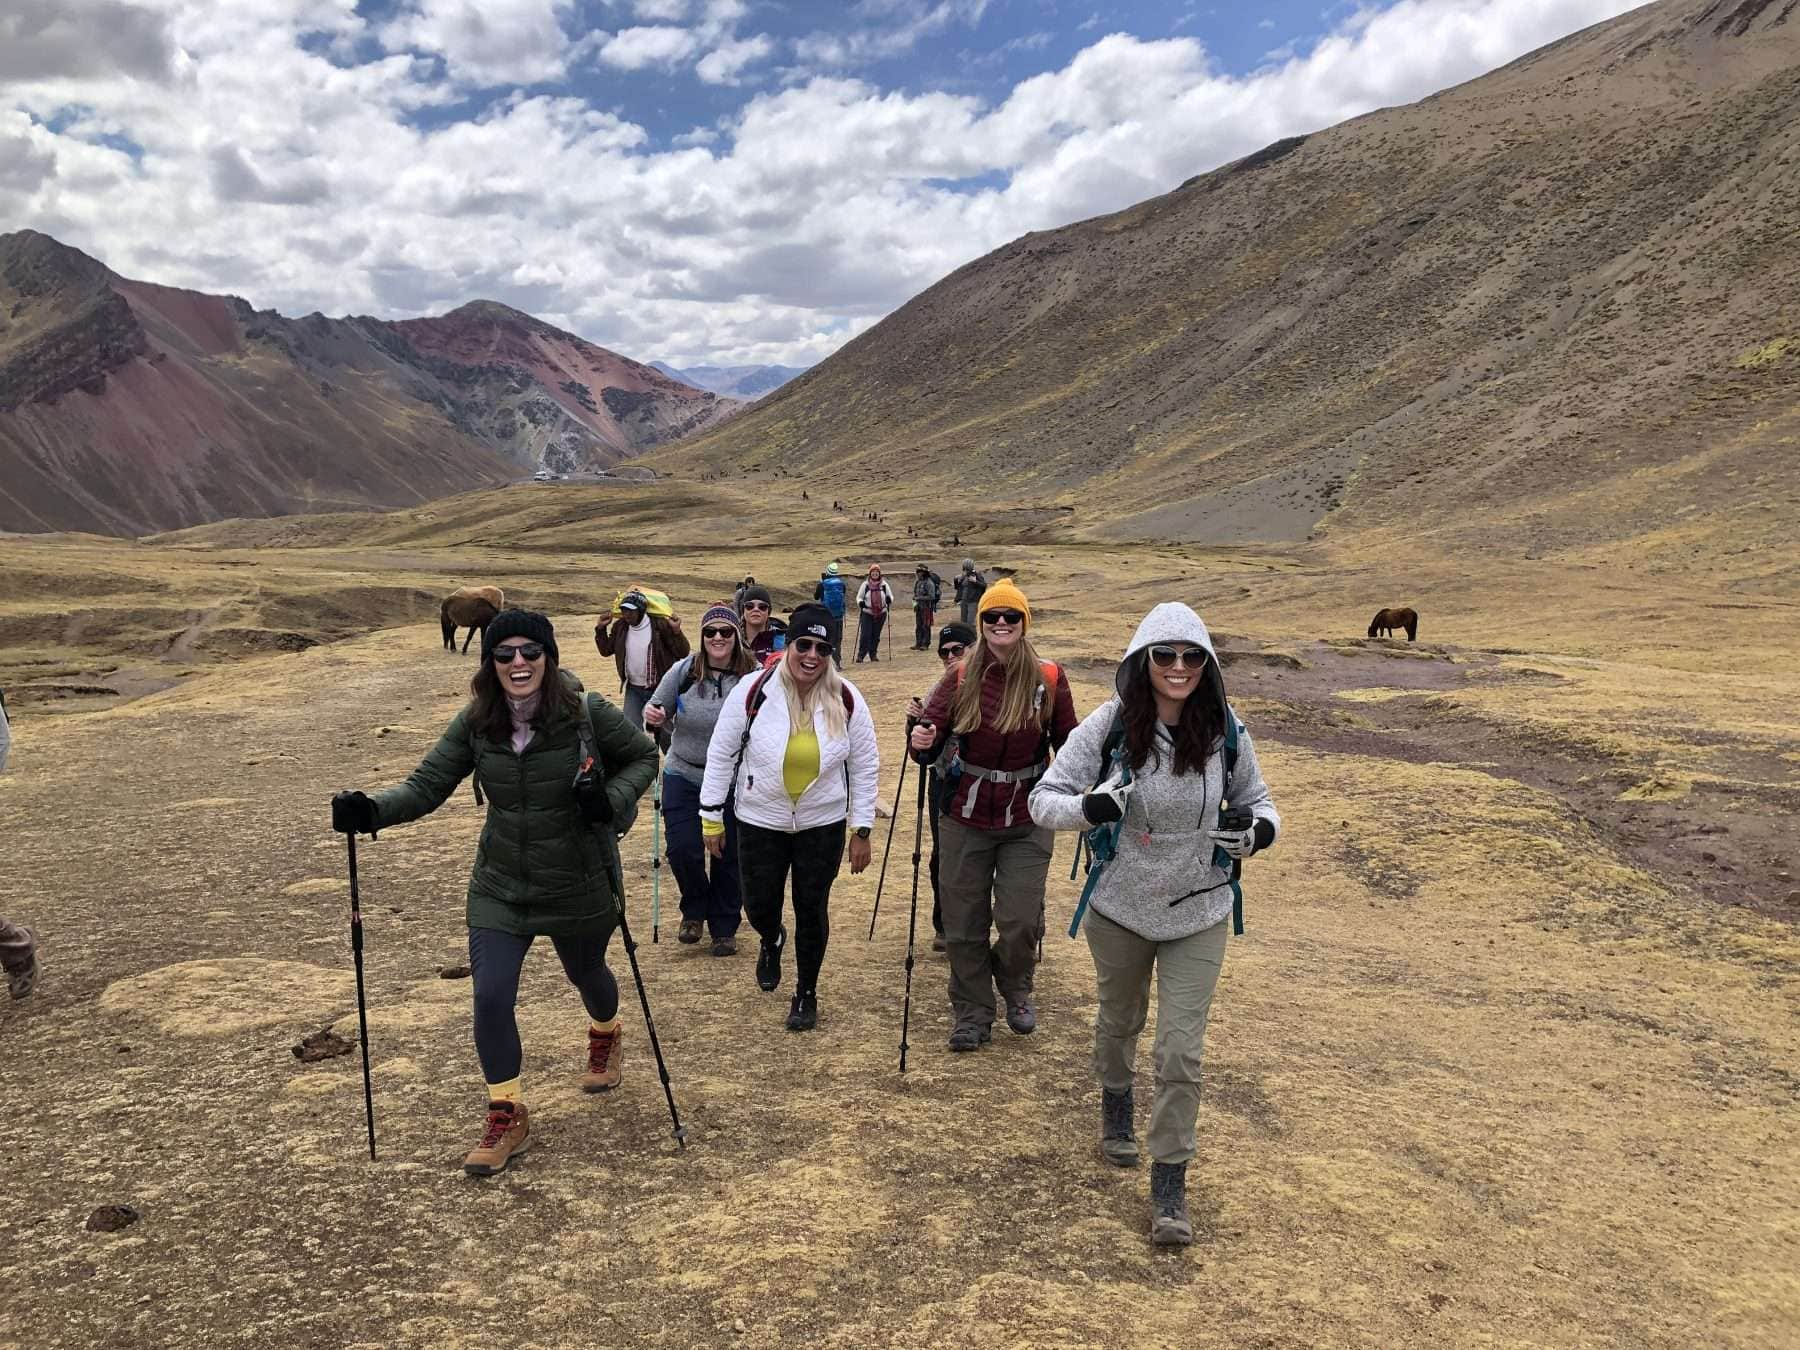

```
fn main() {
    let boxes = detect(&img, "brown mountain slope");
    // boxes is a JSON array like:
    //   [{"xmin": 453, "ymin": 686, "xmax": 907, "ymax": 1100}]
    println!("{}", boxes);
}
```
[
  {"xmin": 653, "ymin": 0, "xmax": 1799, "ymax": 575},
  {"xmin": 0, "ymin": 233, "xmax": 736, "ymax": 536}
]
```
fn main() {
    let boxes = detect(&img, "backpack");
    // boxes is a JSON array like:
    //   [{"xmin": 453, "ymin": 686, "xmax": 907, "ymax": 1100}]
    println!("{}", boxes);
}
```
[
  {"xmin": 820, "ymin": 574, "xmax": 846, "ymax": 616},
  {"xmin": 470, "ymin": 693, "xmax": 638, "ymax": 839},
  {"xmin": 713, "ymin": 656, "xmax": 857, "ymax": 803},
  {"xmin": 934, "ymin": 659, "xmax": 1062, "ymax": 824},
  {"xmin": 1067, "ymin": 706, "xmax": 1245, "ymax": 938}
]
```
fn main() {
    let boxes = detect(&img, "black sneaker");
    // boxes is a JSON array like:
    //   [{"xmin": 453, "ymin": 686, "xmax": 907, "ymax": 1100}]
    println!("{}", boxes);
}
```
[
  {"xmin": 785, "ymin": 990, "xmax": 818, "ymax": 1031},
  {"xmin": 756, "ymin": 927, "xmax": 786, "ymax": 992},
  {"xmin": 947, "ymin": 1022, "xmax": 991, "ymax": 1052}
]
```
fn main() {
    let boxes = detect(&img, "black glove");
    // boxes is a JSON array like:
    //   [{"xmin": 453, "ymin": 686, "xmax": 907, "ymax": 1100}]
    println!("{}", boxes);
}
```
[
  {"xmin": 1082, "ymin": 792, "xmax": 1124, "ymax": 825},
  {"xmin": 574, "ymin": 769, "xmax": 613, "ymax": 825},
  {"xmin": 331, "ymin": 790, "xmax": 378, "ymax": 836}
]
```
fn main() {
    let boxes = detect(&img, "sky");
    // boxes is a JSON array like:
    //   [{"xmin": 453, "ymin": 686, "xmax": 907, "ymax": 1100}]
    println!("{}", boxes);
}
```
[{"xmin": 1, "ymin": 0, "xmax": 1647, "ymax": 368}]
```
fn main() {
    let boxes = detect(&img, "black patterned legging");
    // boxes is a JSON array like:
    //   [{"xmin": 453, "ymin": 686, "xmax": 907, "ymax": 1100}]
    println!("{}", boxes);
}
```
[{"xmin": 737, "ymin": 820, "xmax": 846, "ymax": 994}]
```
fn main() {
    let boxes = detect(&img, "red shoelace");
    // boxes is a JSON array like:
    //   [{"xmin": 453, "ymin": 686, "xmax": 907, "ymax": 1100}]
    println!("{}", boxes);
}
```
[
  {"xmin": 478, "ymin": 1108, "xmax": 516, "ymax": 1149},
  {"xmin": 588, "ymin": 1030, "xmax": 617, "ymax": 1073}
]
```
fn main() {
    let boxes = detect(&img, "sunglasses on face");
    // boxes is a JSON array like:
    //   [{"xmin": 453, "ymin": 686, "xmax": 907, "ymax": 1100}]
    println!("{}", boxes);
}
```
[
  {"xmin": 1148, "ymin": 645, "xmax": 1207, "ymax": 670},
  {"xmin": 938, "ymin": 643, "xmax": 967, "ymax": 661},
  {"xmin": 493, "ymin": 643, "xmax": 545, "ymax": 664},
  {"xmin": 702, "ymin": 627, "xmax": 738, "ymax": 641},
  {"xmin": 981, "ymin": 609, "xmax": 1025, "ymax": 627},
  {"xmin": 742, "ymin": 601, "xmax": 770, "ymax": 612},
  {"xmin": 790, "ymin": 637, "xmax": 831, "ymax": 656}
]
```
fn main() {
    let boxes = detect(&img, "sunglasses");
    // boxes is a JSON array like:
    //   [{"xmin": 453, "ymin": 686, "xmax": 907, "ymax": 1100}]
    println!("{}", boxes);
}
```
[
  {"xmin": 742, "ymin": 601, "xmax": 770, "ymax": 612},
  {"xmin": 1148, "ymin": 645, "xmax": 1207, "ymax": 670},
  {"xmin": 981, "ymin": 609, "xmax": 1025, "ymax": 627},
  {"xmin": 492, "ymin": 643, "xmax": 545, "ymax": 664},
  {"xmin": 938, "ymin": 643, "xmax": 967, "ymax": 661},
  {"xmin": 702, "ymin": 626, "xmax": 738, "ymax": 641},
  {"xmin": 790, "ymin": 637, "xmax": 831, "ymax": 656}
]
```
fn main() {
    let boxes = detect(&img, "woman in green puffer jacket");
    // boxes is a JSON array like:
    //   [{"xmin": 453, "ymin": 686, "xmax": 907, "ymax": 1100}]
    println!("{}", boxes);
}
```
[{"xmin": 331, "ymin": 610, "xmax": 658, "ymax": 1176}]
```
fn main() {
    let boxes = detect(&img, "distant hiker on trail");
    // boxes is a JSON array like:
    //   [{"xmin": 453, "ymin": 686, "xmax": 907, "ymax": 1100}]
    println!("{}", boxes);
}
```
[
  {"xmin": 814, "ymin": 562, "xmax": 848, "ymax": 661},
  {"xmin": 910, "ymin": 563, "xmax": 940, "ymax": 649},
  {"xmin": 645, "ymin": 603, "xmax": 755, "ymax": 956},
  {"xmin": 734, "ymin": 575, "xmax": 757, "ymax": 611},
  {"xmin": 699, "ymin": 603, "xmax": 879, "ymax": 1032},
  {"xmin": 1030, "ymin": 602, "xmax": 1280, "ymax": 1247},
  {"xmin": 595, "ymin": 588, "xmax": 689, "ymax": 728},
  {"xmin": 330, "ymin": 611, "xmax": 659, "ymax": 1177},
  {"xmin": 854, "ymin": 564, "xmax": 893, "ymax": 663},
  {"xmin": 0, "ymin": 691, "xmax": 38, "ymax": 1001},
  {"xmin": 906, "ymin": 621, "xmax": 975, "ymax": 954},
  {"xmin": 738, "ymin": 584, "xmax": 787, "ymax": 660},
  {"xmin": 955, "ymin": 560, "xmax": 987, "ymax": 627},
  {"xmin": 910, "ymin": 580, "xmax": 1077, "ymax": 1052}
]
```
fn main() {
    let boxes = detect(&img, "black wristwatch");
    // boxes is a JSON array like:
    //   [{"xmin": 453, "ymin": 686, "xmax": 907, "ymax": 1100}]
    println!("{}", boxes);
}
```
[{"xmin": 853, "ymin": 826, "xmax": 872, "ymax": 839}]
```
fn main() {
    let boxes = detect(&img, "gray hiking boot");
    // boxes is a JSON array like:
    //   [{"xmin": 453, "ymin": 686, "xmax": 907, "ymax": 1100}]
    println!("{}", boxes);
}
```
[
  {"xmin": 1100, "ymin": 1087, "xmax": 1139, "ymax": 1167},
  {"xmin": 4, "ymin": 926, "xmax": 37, "ymax": 1001},
  {"xmin": 1004, "ymin": 995, "xmax": 1036, "ymax": 1035},
  {"xmin": 946, "ymin": 1022, "xmax": 991, "ymax": 1052},
  {"xmin": 1150, "ymin": 1162, "xmax": 1193, "ymax": 1246}
]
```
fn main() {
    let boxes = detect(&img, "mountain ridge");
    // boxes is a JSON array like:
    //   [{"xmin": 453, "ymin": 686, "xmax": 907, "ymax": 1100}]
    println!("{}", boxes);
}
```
[{"xmin": 650, "ymin": 359, "xmax": 810, "ymax": 400}]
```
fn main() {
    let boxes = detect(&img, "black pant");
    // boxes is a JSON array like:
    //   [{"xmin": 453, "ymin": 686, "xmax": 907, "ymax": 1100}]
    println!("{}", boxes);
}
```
[
  {"xmin": 928, "ymin": 769, "xmax": 944, "ymax": 935},
  {"xmin": 468, "ymin": 926, "xmax": 618, "ymax": 1085},
  {"xmin": 913, "ymin": 607, "xmax": 932, "ymax": 648},
  {"xmin": 661, "ymin": 771, "xmax": 741, "ymax": 940},
  {"xmin": 855, "ymin": 611, "xmax": 886, "ymax": 661},
  {"xmin": 738, "ymin": 819, "xmax": 845, "ymax": 994},
  {"xmin": 826, "ymin": 615, "xmax": 844, "ymax": 663}
]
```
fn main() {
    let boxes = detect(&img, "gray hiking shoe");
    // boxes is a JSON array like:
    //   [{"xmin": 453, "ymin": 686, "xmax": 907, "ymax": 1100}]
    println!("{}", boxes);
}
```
[
  {"xmin": 5, "ymin": 927, "xmax": 37, "ymax": 1002},
  {"xmin": 1150, "ymin": 1161, "xmax": 1193, "ymax": 1246},
  {"xmin": 1004, "ymin": 995, "xmax": 1036, "ymax": 1035},
  {"xmin": 946, "ymin": 1022, "xmax": 991, "ymax": 1052},
  {"xmin": 1100, "ymin": 1087, "xmax": 1139, "ymax": 1166}
]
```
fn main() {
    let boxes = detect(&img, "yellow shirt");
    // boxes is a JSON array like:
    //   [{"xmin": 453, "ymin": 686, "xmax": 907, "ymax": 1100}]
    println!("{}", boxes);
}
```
[{"xmin": 783, "ymin": 727, "xmax": 821, "ymax": 801}]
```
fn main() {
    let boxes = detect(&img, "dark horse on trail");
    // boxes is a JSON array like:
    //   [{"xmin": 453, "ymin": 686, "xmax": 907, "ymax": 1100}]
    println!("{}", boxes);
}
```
[
  {"xmin": 442, "ymin": 585, "xmax": 505, "ymax": 653},
  {"xmin": 1367, "ymin": 607, "xmax": 1419, "ymax": 641}
]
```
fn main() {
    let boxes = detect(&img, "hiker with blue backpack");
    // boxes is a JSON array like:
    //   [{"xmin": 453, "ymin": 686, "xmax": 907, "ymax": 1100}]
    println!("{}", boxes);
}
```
[
  {"xmin": 1029, "ymin": 601, "xmax": 1280, "ymax": 1248},
  {"xmin": 813, "ymin": 562, "xmax": 848, "ymax": 662},
  {"xmin": 644, "ymin": 602, "xmax": 757, "ymax": 956},
  {"xmin": 699, "ymin": 602, "xmax": 879, "ymax": 1032}
]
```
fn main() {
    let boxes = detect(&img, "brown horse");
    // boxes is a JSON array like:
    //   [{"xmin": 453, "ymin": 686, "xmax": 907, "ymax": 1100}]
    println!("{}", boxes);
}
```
[
  {"xmin": 442, "ymin": 585, "xmax": 504, "ymax": 653},
  {"xmin": 1367, "ymin": 607, "xmax": 1419, "ymax": 641}
]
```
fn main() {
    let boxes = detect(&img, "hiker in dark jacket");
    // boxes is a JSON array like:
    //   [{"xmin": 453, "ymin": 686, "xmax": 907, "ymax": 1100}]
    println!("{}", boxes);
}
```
[
  {"xmin": 644, "ymin": 602, "xmax": 756, "ymax": 955},
  {"xmin": 910, "ymin": 564, "xmax": 939, "ymax": 649},
  {"xmin": 854, "ymin": 564, "xmax": 893, "ymax": 663},
  {"xmin": 910, "ymin": 580, "xmax": 1078, "ymax": 1051},
  {"xmin": 0, "ymin": 692, "xmax": 38, "ymax": 1001},
  {"xmin": 331, "ymin": 610, "xmax": 659, "ymax": 1177},
  {"xmin": 595, "ymin": 589, "xmax": 689, "ymax": 727},
  {"xmin": 906, "ymin": 621, "xmax": 975, "ymax": 954},
  {"xmin": 955, "ymin": 560, "xmax": 987, "ymax": 627},
  {"xmin": 1031, "ymin": 602, "xmax": 1279, "ymax": 1247},
  {"xmin": 738, "ymin": 584, "xmax": 787, "ymax": 659},
  {"xmin": 733, "ymin": 575, "xmax": 756, "ymax": 611}
]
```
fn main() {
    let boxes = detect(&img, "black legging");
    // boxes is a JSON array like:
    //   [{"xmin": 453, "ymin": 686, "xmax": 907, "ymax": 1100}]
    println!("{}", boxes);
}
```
[
  {"xmin": 468, "ymin": 926, "xmax": 619, "ymax": 1084},
  {"xmin": 738, "ymin": 820, "xmax": 845, "ymax": 994},
  {"xmin": 856, "ymin": 610, "xmax": 886, "ymax": 661}
]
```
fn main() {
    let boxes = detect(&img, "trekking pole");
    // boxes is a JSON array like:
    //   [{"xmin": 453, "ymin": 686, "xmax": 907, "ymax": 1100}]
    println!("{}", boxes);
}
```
[
  {"xmin": 899, "ymin": 756, "xmax": 928, "ymax": 1073},
  {"xmin": 617, "ymin": 905, "xmax": 688, "ymax": 1148},
  {"xmin": 868, "ymin": 719, "xmax": 914, "ymax": 939},
  {"xmin": 650, "ymin": 778, "xmax": 662, "ymax": 942},
  {"xmin": 344, "ymin": 834, "xmax": 378, "ymax": 1161}
]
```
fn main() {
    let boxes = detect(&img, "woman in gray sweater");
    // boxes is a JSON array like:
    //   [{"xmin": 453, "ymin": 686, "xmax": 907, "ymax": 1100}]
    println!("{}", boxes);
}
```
[
  {"xmin": 645, "ymin": 601, "xmax": 758, "ymax": 955},
  {"xmin": 1030, "ymin": 602, "xmax": 1280, "ymax": 1247}
]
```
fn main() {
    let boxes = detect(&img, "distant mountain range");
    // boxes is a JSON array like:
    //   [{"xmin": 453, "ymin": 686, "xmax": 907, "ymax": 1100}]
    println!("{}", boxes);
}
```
[
  {"xmin": 0, "ymin": 231, "xmax": 738, "ymax": 535},
  {"xmin": 649, "ymin": 360, "xmax": 809, "ymax": 400}
]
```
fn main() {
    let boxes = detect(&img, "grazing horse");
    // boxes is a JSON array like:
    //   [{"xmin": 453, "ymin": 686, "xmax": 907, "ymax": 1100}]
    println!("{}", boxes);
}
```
[
  {"xmin": 441, "ymin": 585, "xmax": 505, "ymax": 653},
  {"xmin": 1367, "ymin": 606, "xmax": 1419, "ymax": 642}
]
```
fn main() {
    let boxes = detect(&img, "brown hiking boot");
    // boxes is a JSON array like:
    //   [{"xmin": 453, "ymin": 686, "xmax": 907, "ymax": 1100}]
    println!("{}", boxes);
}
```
[
  {"xmin": 581, "ymin": 1023, "xmax": 623, "ymax": 1092},
  {"xmin": 463, "ymin": 1101, "xmax": 529, "ymax": 1176}
]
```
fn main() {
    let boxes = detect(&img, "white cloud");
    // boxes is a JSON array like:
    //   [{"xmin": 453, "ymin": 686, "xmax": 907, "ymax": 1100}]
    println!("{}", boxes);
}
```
[
  {"xmin": 597, "ymin": 24, "xmax": 699, "ymax": 69},
  {"xmin": 2, "ymin": 0, "xmax": 1648, "ymax": 366},
  {"xmin": 632, "ymin": 0, "xmax": 690, "ymax": 18},
  {"xmin": 795, "ymin": 0, "xmax": 990, "ymax": 67},
  {"xmin": 382, "ymin": 0, "xmax": 574, "ymax": 86},
  {"xmin": 696, "ymin": 33, "xmax": 774, "ymax": 84}
]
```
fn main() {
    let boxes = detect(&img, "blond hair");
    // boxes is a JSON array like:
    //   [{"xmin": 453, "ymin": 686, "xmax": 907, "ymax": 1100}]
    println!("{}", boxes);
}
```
[
  {"xmin": 778, "ymin": 646, "xmax": 849, "ymax": 739},
  {"xmin": 950, "ymin": 631, "xmax": 1047, "ymax": 736}
]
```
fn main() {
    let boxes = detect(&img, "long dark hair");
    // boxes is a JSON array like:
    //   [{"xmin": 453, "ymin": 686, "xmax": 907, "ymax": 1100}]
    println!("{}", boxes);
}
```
[
  {"xmin": 468, "ymin": 653, "xmax": 583, "ymax": 744},
  {"xmin": 1118, "ymin": 651, "xmax": 1224, "ymax": 777}
]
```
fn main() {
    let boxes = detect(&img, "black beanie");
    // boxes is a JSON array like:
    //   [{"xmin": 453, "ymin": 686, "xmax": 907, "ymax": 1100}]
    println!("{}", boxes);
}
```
[
  {"xmin": 937, "ymin": 621, "xmax": 976, "ymax": 651},
  {"xmin": 788, "ymin": 602, "xmax": 833, "ymax": 643},
  {"xmin": 741, "ymin": 584, "xmax": 773, "ymax": 608},
  {"xmin": 482, "ymin": 609, "xmax": 558, "ymax": 663}
]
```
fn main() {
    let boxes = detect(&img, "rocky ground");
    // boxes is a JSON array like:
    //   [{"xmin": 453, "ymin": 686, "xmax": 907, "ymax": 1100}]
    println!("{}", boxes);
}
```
[{"xmin": 0, "ymin": 522, "xmax": 1794, "ymax": 1349}]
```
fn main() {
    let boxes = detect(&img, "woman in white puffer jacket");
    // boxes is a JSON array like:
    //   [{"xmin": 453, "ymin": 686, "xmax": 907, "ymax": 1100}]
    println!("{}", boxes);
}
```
[{"xmin": 1030, "ymin": 601, "xmax": 1280, "ymax": 1248}]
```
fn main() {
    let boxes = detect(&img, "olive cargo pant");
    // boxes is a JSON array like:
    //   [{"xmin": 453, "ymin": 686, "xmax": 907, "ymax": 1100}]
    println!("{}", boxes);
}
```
[{"xmin": 936, "ymin": 816, "xmax": 1051, "ymax": 1029}]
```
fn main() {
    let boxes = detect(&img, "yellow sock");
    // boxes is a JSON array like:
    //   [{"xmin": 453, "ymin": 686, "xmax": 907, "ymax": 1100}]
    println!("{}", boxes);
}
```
[
  {"xmin": 486, "ymin": 1077, "xmax": 522, "ymax": 1105},
  {"xmin": 590, "ymin": 1016, "xmax": 620, "ymax": 1037}
]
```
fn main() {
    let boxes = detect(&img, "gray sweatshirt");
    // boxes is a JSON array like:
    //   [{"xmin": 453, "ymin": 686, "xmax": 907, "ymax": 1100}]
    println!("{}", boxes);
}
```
[
  {"xmin": 648, "ymin": 656, "xmax": 747, "ymax": 784},
  {"xmin": 1030, "ymin": 602, "xmax": 1280, "ymax": 941}
]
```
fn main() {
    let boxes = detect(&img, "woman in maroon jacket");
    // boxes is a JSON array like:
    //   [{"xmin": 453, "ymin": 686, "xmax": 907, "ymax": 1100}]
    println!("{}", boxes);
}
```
[{"xmin": 910, "ymin": 578, "xmax": 1078, "ymax": 1052}]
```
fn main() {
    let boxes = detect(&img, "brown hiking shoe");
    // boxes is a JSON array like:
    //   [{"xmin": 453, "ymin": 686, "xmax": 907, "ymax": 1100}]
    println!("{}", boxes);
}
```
[
  {"xmin": 463, "ymin": 1101, "xmax": 529, "ymax": 1176},
  {"xmin": 581, "ymin": 1024, "xmax": 623, "ymax": 1092}
]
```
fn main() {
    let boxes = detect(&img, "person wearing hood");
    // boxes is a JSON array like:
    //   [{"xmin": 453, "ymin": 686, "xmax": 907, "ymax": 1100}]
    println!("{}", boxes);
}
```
[
  {"xmin": 1029, "ymin": 602, "xmax": 1280, "ymax": 1248},
  {"xmin": 814, "ymin": 562, "xmax": 848, "ymax": 662},
  {"xmin": 854, "ymin": 564, "xmax": 894, "ymax": 663},
  {"xmin": 910, "ymin": 580, "xmax": 1078, "ymax": 1051},
  {"xmin": 954, "ymin": 560, "xmax": 987, "ymax": 627},
  {"xmin": 330, "ymin": 611, "xmax": 660, "ymax": 1177},
  {"xmin": 737, "ymin": 584, "xmax": 787, "ymax": 659},
  {"xmin": 595, "ymin": 590, "xmax": 689, "ymax": 728}
]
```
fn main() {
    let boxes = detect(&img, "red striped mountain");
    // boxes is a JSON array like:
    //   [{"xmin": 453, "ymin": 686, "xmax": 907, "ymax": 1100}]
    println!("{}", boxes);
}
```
[{"xmin": 0, "ymin": 231, "xmax": 737, "ymax": 535}]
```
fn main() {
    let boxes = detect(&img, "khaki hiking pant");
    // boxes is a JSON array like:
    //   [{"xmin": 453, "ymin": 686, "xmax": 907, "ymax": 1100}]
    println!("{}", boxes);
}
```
[
  {"xmin": 1085, "ymin": 909, "xmax": 1228, "ymax": 1166},
  {"xmin": 936, "ymin": 816, "xmax": 1051, "ymax": 1028}
]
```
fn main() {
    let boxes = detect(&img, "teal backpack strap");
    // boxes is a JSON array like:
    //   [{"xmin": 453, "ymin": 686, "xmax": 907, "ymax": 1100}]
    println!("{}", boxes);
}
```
[
  {"xmin": 1211, "ymin": 710, "xmax": 1245, "ymax": 935},
  {"xmin": 1068, "ymin": 709, "xmax": 1128, "ymax": 938}
]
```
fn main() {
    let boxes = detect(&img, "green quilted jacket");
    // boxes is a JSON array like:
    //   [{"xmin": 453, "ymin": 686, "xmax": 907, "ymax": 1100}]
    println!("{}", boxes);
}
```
[{"xmin": 371, "ymin": 691, "xmax": 659, "ymax": 938}]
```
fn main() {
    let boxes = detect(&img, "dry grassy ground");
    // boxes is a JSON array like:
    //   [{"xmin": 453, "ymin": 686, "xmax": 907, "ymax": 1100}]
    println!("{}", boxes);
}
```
[{"xmin": 0, "ymin": 493, "xmax": 1795, "ymax": 1348}]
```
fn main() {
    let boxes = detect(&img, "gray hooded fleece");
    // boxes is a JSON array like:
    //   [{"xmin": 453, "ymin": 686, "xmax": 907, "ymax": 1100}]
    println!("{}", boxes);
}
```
[{"xmin": 1029, "ymin": 602, "xmax": 1279, "ymax": 941}]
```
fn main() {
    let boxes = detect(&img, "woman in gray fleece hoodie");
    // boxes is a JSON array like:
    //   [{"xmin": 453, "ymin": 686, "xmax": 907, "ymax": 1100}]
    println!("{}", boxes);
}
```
[
  {"xmin": 645, "ymin": 602, "xmax": 757, "ymax": 955},
  {"xmin": 1030, "ymin": 602, "xmax": 1279, "ymax": 1247}
]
